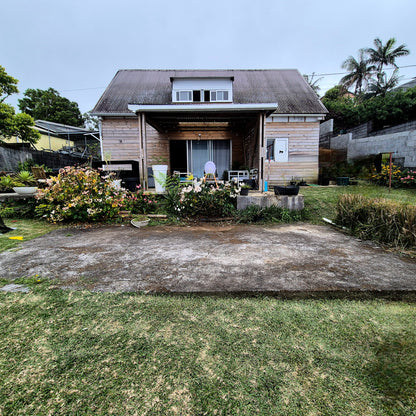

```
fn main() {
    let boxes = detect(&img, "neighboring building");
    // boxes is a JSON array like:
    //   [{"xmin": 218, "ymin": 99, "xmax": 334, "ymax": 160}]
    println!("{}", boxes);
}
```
[
  {"xmin": 394, "ymin": 77, "xmax": 416, "ymax": 92},
  {"xmin": 2, "ymin": 119, "xmax": 100, "ymax": 157},
  {"xmin": 92, "ymin": 69, "xmax": 328, "ymax": 190},
  {"xmin": 34, "ymin": 120, "xmax": 99, "ymax": 157}
]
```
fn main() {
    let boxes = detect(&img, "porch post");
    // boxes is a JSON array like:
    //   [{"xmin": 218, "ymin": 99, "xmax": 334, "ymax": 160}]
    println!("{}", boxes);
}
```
[
  {"xmin": 258, "ymin": 112, "xmax": 266, "ymax": 192},
  {"xmin": 138, "ymin": 112, "xmax": 148, "ymax": 190}
]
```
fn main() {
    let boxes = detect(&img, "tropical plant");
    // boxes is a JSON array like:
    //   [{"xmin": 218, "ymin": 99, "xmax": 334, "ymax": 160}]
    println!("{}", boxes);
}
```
[
  {"xmin": 13, "ymin": 170, "xmax": 37, "ymax": 186},
  {"xmin": 0, "ymin": 175, "xmax": 14, "ymax": 192},
  {"xmin": 303, "ymin": 72, "xmax": 323, "ymax": 95},
  {"xmin": 367, "ymin": 68, "xmax": 400, "ymax": 97},
  {"xmin": 340, "ymin": 49, "xmax": 376, "ymax": 95},
  {"xmin": 365, "ymin": 37, "xmax": 410, "ymax": 73}
]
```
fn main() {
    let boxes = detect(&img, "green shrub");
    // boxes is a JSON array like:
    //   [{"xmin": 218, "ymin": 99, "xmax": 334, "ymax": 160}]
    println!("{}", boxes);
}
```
[
  {"xmin": 370, "ymin": 163, "xmax": 405, "ymax": 187},
  {"xmin": 236, "ymin": 205, "xmax": 305, "ymax": 224},
  {"xmin": 336, "ymin": 194, "xmax": 416, "ymax": 248},
  {"xmin": 165, "ymin": 180, "xmax": 239, "ymax": 218},
  {"xmin": 35, "ymin": 166, "xmax": 128, "ymax": 222},
  {"xmin": 0, "ymin": 198, "xmax": 38, "ymax": 218},
  {"xmin": 0, "ymin": 175, "xmax": 14, "ymax": 192},
  {"xmin": 123, "ymin": 184, "xmax": 159, "ymax": 214}
]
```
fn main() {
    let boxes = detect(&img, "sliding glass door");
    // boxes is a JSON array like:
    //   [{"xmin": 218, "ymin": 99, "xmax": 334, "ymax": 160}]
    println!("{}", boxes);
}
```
[{"xmin": 187, "ymin": 140, "xmax": 231, "ymax": 179}]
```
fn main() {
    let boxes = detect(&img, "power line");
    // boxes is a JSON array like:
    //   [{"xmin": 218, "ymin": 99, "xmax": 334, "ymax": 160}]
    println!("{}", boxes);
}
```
[{"xmin": 306, "ymin": 64, "xmax": 416, "ymax": 78}]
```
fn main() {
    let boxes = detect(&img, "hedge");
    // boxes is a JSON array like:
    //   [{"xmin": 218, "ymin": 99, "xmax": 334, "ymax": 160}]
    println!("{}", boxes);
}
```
[{"xmin": 336, "ymin": 194, "xmax": 416, "ymax": 249}]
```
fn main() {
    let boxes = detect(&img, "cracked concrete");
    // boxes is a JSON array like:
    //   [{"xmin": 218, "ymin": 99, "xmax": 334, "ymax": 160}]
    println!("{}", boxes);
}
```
[{"xmin": 1, "ymin": 223, "xmax": 415, "ymax": 294}]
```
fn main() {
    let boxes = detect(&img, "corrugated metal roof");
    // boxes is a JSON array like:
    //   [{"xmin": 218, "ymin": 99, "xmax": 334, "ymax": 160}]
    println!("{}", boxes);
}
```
[
  {"xmin": 92, "ymin": 69, "xmax": 328, "ymax": 115},
  {"xmin": 35, "ymin": 120, "xmax": 98, "ymax": 135}
]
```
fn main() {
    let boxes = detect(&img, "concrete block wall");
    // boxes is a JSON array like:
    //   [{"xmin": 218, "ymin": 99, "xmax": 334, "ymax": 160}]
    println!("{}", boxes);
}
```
[{"xmin": 347, "ymin": 130, "xmax": 416, "ymax": 168}]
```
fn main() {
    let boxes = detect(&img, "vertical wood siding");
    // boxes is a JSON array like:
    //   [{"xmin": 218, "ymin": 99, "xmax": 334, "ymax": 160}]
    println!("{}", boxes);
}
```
[{"xmin": 264, "ymin": 121, "xmax": 319, "ymax": 184}]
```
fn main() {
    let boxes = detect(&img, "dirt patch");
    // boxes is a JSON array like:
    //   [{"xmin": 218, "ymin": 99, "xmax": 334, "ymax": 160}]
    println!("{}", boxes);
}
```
[{"xmin": 1, "ymin": 223, "xmax": 415, "ymax": 294}]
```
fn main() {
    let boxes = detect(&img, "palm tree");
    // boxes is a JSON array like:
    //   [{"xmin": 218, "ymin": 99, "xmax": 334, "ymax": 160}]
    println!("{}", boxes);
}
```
[
  {"xmin": 340, "ymin": 49, "xmax": 376, "ymax": 95},
  {"xmin": 367, "ymin": 68, "xmax": 401, "ymax": 97},
  {"xmin": 366, "ymin": 37, "xmax": 410, "ymax": 73},
  {"xmin": 303, "ymin": 72, "xmax": 323, "ymax": 96}
]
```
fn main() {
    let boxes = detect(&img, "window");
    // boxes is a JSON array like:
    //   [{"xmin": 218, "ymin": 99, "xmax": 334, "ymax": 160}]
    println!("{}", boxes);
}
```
[
  {"xmin": 192, "ymin": 90, "xmax": 201, "ymax": 102},
  {"xmin": 266, "ymin": 138, "xmax": 288, "ymax": 162},
  {"xmin": 176, "ymin": 90, "xmax": 192, "ymax": 102},
  {"xmin": 210, "ymin": 90, "xmax": 229, "ymax": 102},
  {"xmin": 174, "ymin": 88, "xmax": 231, "ymax": 102}
]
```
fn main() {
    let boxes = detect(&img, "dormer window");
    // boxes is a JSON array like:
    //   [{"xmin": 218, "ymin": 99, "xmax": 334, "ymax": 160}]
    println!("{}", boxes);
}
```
[
  {"xmin": 172, "ymin": 77, "xmax": 233, "ymax": 103},
  {"xmin": 211, "ymin": 90, "xmax": 229, "ymax": 102},
  {"xmin": 176, "ymin": 91, "xmax": 193, "ymax": 102}
]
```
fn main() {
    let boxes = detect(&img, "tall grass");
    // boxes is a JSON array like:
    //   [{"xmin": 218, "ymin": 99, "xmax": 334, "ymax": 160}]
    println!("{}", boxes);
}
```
[{"xmin": 336, "ymin": 194, "xmax": 416, "ymax": 249}]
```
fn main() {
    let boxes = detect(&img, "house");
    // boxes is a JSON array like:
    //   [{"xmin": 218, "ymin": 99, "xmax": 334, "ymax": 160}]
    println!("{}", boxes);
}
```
[
  {"xmin": 34, "ymin": 120, "xmax": 100, "ymax": 158},
  {"xmin": 2, "ymin": 119, "xmax": 100, "ymax": 157},
  {"xmin": 91, "ymin": 69, "xmax": 328, "ymax": 190}
]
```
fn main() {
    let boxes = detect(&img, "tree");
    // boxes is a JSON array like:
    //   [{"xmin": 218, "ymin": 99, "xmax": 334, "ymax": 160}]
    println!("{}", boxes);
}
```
[
  {"xmin": 0, "ymin": 65, "xmax": 19, "ymax": 102},
  {"xmin": 18, "ymin": 88, "xmax": 84, "ymax": 127},
  {"xmin": 367, "ymin": 69, "xmax": 400, "ymax": 97},
  {"xmin": 83, "ymin": 112, "xmax": 99, "ymax": 130},
  {"xmin": 303, "ymin": 72, "xmax": 323, "ymax": 96},
  {"xmin": 366, "ymin": 37, "xmax": 410, "ymax": 73},
  {"xmin": 0, "ymin": 66, "xmax": 40, "ymax": 145},
  {"xmin": 340, "ymin": 49, "xmax": 376, "ymax": 95}
]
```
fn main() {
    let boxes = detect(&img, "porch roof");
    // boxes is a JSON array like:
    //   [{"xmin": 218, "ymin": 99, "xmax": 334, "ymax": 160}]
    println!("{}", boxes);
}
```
[{"xmin": 91, "ymin": 69, "xmax": 328, "ymax": 116}]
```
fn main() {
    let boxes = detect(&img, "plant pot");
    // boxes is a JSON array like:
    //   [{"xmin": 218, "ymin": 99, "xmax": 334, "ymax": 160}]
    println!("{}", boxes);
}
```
[
  {"xmin": 131, "ymin": 216, "xmax": 150, "ymax": 228},
  {"xmin": 12, "ymin": 187, "xmax": 38, "ymax": 196},
  {"xmin": 336, "ymin": 177, "xmax": 350, "ymax": 186},
  {"xmin": 242, "ymin": 179, "xmax": 256, "ymax": 189},
  {"xmin": 274, "ymin": 185, "xmax": 299, "ymax": 196},
  {"xmin": 152, "ymin": 165, "xmax": 168, "ymax": 193},
  {"xmin": 240, "ymin": 188, "xmax": 249, "ymax": 196}
]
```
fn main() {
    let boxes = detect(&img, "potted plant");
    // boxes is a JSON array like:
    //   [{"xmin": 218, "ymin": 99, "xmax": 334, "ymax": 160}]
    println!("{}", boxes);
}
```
[
  {"xmin": 12, "ymin": 171, "xmax": 38, "ymax": 195},
  {"xmin": 0, "ymin": 175, "xmax": 15, "ymax": 193},
  {"xmin": 274, "ymin": 184, "xmax": 300, "ymax": 196},
  {"xmin": 131, "ymin": 214, "xmax": 150, "ymax": 228},
  {"xmin": 240, "ymin": 184, "xmax": 251, "ymax": 196}
]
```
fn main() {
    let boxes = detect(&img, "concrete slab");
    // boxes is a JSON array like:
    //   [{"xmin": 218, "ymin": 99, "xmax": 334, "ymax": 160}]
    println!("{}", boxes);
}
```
[
  {"xmin": 0, "ymin": 283, "xmax": 30, "ymax": 293},
  {"xmin": 0, "ymin": 223, "xmax": 415, "ymax": 295}
]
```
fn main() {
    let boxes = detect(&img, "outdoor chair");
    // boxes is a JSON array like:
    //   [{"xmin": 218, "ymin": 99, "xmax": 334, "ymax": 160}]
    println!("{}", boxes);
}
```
[{"xmin": 31, "ymin": 166, "xmax": 47, "ymax": 186}]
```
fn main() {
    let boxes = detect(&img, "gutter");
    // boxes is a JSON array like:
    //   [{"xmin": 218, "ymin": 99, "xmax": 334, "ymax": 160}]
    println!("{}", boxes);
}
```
[{"xmin": 128, "ymin": 103, "xmax": 278, "ymax": 113}]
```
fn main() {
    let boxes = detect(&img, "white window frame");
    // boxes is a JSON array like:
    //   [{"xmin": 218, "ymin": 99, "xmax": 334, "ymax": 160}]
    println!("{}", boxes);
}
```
[
  {"xmin": 210, "ymin": 90, "xmax": 230, "ymax": 102},
  {"xmin": 175, "ymin": 90, "xmax": 193, "ymax": 102}
]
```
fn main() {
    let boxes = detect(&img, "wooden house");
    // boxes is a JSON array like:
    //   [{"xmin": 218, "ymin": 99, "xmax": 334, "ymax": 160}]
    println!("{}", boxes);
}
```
[{"xmin": 91, "ymin": 69, "xmax": 327, "ymax": 190}]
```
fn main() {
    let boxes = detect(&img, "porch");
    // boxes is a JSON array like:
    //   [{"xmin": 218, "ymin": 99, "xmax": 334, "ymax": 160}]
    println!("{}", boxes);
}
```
[{"xmin": 131, "ymin": 106, "xmax": 275, "ymax": 191}]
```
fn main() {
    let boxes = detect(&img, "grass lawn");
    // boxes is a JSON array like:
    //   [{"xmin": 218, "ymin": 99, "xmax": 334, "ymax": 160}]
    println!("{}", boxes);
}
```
[
  {"xmin": 301, "ymin": 183, "xmax": 416, "ymax": 224},
  {"xmin": 0, "ymin": 218, "xmax": 58, "ymax": 252},
  {"xmin": 0, "ymin": 281, "xmax": 415, "ymax": 415}
]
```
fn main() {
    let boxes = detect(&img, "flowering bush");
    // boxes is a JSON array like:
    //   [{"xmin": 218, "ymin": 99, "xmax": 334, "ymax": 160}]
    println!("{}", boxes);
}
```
[
  {"xmin": 370, "ymin": 163, "xmax": 416, "ymax": 188},
  {"xmin": 166, "ymin": 179, "xmax": 239, "ymax": 218},
  {"xmin": 370, "ymin": 163, "xmax": 403, "ymax": 187},
  {"xmin": 123, "ymin": 185, "xmax": 159, "ymax": 214},
  {"xmin": 400, "ymin": 170, "xmax": 416, "ymax": 187},
  {"xmin": 35, "ymin": 166, "xmax": 128, "ymax": 222}
]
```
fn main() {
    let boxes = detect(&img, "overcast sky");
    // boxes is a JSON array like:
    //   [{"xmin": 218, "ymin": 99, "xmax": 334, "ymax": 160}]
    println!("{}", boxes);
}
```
[{"xmin": 2, "ymin": 0, "xmax": 416, "ymax": 115}]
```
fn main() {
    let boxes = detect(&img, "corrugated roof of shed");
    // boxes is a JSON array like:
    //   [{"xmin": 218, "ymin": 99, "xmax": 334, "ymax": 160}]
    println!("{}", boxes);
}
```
[{"xmin": 92, "ymin": 69, "xmax": 328, "ymax": 115}]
